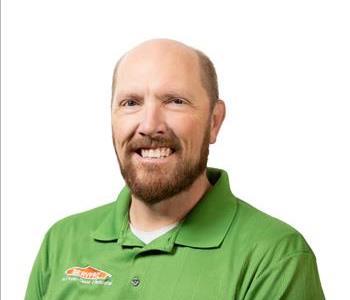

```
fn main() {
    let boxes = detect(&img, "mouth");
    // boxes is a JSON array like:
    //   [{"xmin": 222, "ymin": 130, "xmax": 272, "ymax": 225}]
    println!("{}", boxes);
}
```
[{"xmin": 134, "ymin": 147, "xmax": 175, "ymax": 159}]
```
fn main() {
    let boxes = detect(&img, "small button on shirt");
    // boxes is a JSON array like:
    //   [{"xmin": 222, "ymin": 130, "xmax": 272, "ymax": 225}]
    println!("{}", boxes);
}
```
[{"xmin": 131, "ymin": 277, "xmax": 140, "ymax": 287}]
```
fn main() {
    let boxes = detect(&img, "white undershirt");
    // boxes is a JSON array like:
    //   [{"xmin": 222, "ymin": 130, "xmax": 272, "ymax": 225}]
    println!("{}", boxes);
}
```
[{"xmin": 129, "ymin": 221, "xmax": 179, "ymax": 244}]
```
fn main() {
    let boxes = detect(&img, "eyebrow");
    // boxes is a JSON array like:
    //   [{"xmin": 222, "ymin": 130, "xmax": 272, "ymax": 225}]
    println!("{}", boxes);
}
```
[
  {"xmin": 115, "ymin": 92, "xmax": 143, "ymax": 101},
  {"xmin": 159, "ymin": 91, "xmax": 192, "ymax": 100}
]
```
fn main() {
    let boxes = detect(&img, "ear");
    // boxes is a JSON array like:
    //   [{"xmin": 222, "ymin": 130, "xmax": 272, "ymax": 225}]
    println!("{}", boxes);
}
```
[{"xmin": 209, "ymin": 100, "xmax": 226, "ymax": 144}]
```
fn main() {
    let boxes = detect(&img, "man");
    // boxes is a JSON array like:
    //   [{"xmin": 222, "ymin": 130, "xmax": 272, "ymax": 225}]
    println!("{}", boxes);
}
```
[{"xmin": 25, "ymin": 39, "xmax": 325, "ymax": 299}]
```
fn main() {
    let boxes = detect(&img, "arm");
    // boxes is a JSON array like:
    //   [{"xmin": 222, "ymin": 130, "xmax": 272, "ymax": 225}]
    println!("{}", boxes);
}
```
[{"xmin": 25, "ymin": 233, "xmax": 51, "ymax": 300}]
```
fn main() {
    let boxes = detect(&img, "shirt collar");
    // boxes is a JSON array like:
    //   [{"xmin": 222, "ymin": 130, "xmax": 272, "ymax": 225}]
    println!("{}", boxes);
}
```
[
  {"xmin": 91, "ymin": 186, "xmax": 130, "ymax": 241},
  {"xmin": 174, "ymin": 167, "xmax": 238, "ymax": 248},
  {"xmin": 92, "ymin": 167, "xmax": 238, "ymax": 249}
]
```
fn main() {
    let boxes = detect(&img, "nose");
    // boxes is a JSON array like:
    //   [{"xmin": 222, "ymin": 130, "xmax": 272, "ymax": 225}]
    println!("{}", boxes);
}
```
[{"xmin": 137, "ymin": 101, "xmax": 166, "ymax": 137}]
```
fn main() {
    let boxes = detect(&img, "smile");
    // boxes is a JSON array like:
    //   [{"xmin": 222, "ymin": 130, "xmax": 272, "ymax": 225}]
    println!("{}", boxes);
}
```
[{"xmin": 135, "ymin": 147, "xmax": 175, "ymax": 159}]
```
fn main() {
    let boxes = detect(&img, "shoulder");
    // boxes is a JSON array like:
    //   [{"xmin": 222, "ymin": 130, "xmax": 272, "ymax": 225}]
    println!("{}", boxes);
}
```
[
  {"xmin": 45, "ymin": 201, "xmax": 116, "ymax": 241},
  {"xmin": 228, "ymin": 197, "xmax": 313, "ymax": 257}
]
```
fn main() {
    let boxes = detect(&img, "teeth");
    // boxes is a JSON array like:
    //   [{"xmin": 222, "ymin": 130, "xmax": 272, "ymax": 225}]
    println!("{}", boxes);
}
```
[{"xmin": 140, "ymin": 147, "xmax": 173, "ymax": 159}]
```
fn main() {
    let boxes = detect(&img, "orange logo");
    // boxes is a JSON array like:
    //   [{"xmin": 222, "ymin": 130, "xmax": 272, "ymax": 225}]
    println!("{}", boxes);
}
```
[{"xmin": 63, "ymin": 266, "xmax": 112, "ymax": 286}]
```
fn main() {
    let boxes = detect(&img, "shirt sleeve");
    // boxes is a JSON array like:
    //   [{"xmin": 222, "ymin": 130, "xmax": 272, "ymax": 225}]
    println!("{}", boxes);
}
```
[
  {"xmin": 244, "ymin": 251, "xmax": 325, "ymax": 300},
  {"xmin": 25, "ymin": 233, "xmax": 51, "ymax": 300}
]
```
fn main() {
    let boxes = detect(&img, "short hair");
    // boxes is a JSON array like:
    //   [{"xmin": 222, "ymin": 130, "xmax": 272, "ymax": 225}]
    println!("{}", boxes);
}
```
[
  {"xmin": 194, "ymin": 49, "xmax": 219, "ymax": 111},
  {"xmin": 111, "ymin": 48, "xmax": 219, "ymax": 111}
]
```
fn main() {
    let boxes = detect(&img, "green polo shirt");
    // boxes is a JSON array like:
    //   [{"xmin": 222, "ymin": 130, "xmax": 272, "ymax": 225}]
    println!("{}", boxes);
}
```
[{"xmin": 25, "ymin": 168, "xmax": 325, "ymax": 299}]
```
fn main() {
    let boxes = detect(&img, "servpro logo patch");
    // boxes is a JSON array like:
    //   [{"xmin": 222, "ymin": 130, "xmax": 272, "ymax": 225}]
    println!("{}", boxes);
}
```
[{"xmin": 63, "ymin": 266, "xmax": 112, "ymax": 286}]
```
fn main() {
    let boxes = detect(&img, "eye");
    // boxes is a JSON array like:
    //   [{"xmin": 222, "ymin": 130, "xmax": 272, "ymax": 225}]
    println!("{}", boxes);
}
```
[
  {"xmin": 121, "ymin": 99, "xmax": 139, "ymax": 107},
  {"xmin": 170, "ymin": 98, "xmax": 185, "ymax": 105}
]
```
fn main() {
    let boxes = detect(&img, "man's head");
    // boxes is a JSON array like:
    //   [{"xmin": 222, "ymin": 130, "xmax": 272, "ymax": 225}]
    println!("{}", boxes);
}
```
[{"xmin": 111, "ymin": 39, "xmax": 225, "ymax": 204}]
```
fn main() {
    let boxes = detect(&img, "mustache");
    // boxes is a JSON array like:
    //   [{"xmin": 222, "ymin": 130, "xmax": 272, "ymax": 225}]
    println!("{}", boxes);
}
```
[{"xmin": 126, "ymin": 135, "xmax": 181, "ymax": 153}]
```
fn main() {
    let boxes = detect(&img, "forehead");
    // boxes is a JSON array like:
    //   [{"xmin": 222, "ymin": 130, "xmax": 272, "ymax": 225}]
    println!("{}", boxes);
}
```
[{"xmin": 115, "ymin": 43, "xmax": 204, "ymax": 95}]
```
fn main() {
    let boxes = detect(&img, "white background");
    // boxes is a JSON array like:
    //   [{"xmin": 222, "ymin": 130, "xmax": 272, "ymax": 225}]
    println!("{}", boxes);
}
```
[{"xmin": 2, "ymin": 0, "xmax": 349, "ymax": 299}]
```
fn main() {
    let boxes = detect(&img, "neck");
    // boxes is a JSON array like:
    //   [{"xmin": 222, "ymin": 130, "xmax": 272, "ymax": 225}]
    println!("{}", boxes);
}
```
[{"xmin": 129, "ymin": 171, "xmax": 211, "ymax": 231}]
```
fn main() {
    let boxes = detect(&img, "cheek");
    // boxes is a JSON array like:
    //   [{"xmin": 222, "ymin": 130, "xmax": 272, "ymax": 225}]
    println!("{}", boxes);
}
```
[
  {"xmin": 111, "ymin": 118, "xmax": 131, "ymax": 150},
  {"xmin": 168, "ymin": 110, "xmax": 205, "ymax": 130},
  {"xmin": 167, "ymin": 115, "xmax": 206, "ymax": 152}
]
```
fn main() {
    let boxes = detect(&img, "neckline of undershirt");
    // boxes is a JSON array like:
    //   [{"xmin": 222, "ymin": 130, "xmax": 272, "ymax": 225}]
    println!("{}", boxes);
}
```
[{"xmin": 129, "ymin": 221, "xmax": 179, "ymax": 244}]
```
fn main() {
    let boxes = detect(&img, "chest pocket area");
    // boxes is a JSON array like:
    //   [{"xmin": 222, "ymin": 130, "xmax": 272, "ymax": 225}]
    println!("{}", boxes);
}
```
[{"xmin": 144, "ymin": 248, "xmax": 226, "ymax": 300}]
